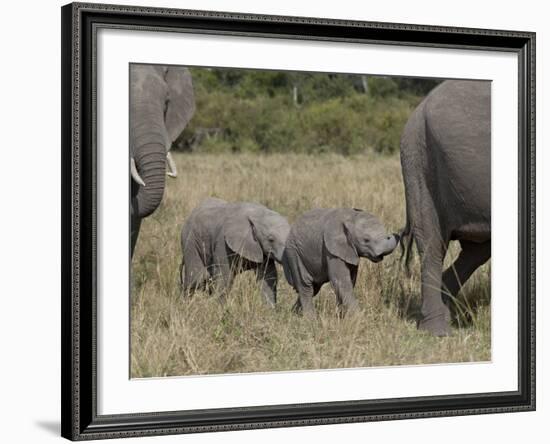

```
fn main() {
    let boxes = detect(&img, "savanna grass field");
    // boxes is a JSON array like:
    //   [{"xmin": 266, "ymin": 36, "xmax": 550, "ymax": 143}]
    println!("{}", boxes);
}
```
[{"xmin": 131, "ymin": 71, "xmax": 490, "ymax": 378}]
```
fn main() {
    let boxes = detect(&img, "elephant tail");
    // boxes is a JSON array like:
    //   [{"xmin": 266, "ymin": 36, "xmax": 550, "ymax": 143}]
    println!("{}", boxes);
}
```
[
  {"xmin": 179, "ymin": 255, "xmax": 185, "ymax": 288},
  {"xmin": 398, "ymin": 99, "xmax": 425, "ymax": 277},
  {"xmin": 399, "ymin": 217, "xmax": 414, "ymax": 277}
]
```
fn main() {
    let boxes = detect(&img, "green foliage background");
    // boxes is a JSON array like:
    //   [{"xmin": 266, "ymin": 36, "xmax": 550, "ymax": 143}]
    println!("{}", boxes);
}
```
[{"xmin": 176, "ymin": 68, "xmax": 441, "ymax": 156}]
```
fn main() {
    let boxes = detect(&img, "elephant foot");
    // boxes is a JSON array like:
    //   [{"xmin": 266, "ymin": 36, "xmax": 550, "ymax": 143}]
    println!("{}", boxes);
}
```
[
  {"xmin": 303, "ymin": 309, "xmax": 317, "ymax": 320},
  {"xmin": 180, "ymin": 288, "xmax": 193, "ymax": 300},
  {"xmin": 292, "ymin": 296, "xmax": 316, "ymax": 319},
  {"xmin": 417, "ymin": 315, "xmax": 451, "ymax": 337},
  {"xmin": 337, "ymin": 303, "xmax": 359, "ymax": 319},
  {"xmin": 216, "ymin": 292, "xmax": 228, "ymax": 305},
  {"xmin": 296, "ymin": 305, "xmax": 317, "ymax": 320},
  {"xmin": 263, "ymin": 293, "xmax": 277, "ymax": 308},
  {"xmin": 291, "ymin": 300, "xmax": 302, "ymax": 315}
]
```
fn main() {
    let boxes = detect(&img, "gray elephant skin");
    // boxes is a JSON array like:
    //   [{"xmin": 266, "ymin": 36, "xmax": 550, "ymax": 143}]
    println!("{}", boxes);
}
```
[
  {"xmin": 180, "ymin": 198, "xmax": 291, "ymax": 305},
  {"xmin": 130, "ymin": 64, "xmax": 195, "ymax": 256},
  {"xmin": 400, "ymin": 80, "xmax": 491, "ymax": 336},
  {"xmin": 283, "ymin": 208, "xmax": 398, "ymax": 317}
]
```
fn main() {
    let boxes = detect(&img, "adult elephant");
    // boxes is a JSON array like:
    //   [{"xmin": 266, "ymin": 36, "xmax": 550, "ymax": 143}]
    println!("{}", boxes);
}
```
[
  {"xmin": 130, "ymin": 65, "xmax": 195, "ymax": 256},
  {"xmin": 400, "ymin": 80, "xmax": 491, "ymax": 336}
]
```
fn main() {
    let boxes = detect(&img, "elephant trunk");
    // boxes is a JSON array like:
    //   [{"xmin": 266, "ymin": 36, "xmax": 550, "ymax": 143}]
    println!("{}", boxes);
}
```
[
  {"xmin": 369, "ymin": 234, "xmax": 399, "ymax": 262},
  {"xmin": 380, "ymin": 234, "xmax": 399, "ymax": 256},
  {"xmin": 131, "ymin": 103, "xmax": 168, "ymax": 218},
  {"xmin": 132, "ymin": 141, "xmax": 166, "ymax": 218}
]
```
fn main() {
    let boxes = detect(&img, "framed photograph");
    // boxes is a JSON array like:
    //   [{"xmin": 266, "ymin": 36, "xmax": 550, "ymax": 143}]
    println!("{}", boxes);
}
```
[{"xmin": 61, "ymin": 2, "xmax": 535, "ymax": 440}]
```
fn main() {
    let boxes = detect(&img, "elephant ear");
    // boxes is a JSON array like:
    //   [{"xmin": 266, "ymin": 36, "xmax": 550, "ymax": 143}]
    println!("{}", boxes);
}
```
[
  {"xmin": 164, "ymin": 67, "xmax": 196, "ymax": 143},
  {"xmin": 323, "ymin": 213, "xmax": 359, "ymax": 266},
  {"xmin": 224, "ymin": 215, "xmax": 264, "ymax": 264}
]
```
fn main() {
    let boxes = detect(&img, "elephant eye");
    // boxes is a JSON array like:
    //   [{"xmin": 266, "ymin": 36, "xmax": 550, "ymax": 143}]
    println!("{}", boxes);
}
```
[
  {"xmin": 268, "ymin": 235, "xmax": 275, "ymax": 242},
  {"xmin": 364, "ymin": 237, "xmax": 370, "ymax": 243}
]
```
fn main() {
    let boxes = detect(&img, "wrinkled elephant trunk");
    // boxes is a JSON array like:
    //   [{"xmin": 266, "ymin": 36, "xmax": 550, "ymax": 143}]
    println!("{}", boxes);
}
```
[
  {"xmin": 131, "ymin": 100, "xmax": 168, "ymax": 219},
  {"xmin": 272, "ymin": 247, "xmax": 285, "ymax": 265},
  {"xmin": 130, "ymin": 141, "xmax": 166, "ymax": 258},
  {"xmin": 129, "ymin": 93, "xmax": 169, "ymax": 258},
  {"xmin": 132, "ymin": 143, "xmax": 166, "ymax": 218}
]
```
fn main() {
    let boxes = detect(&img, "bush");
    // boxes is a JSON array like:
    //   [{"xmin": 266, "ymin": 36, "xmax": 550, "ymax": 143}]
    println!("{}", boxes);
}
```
[
  {"xmin": 300, "ymin": 98, "xmax": 365, "ymax": 155},
  {"xmin": 177, "ymin": 69, "xmax": 432, "ymax": 156},
  {"xmin": 367, "ymin": 77, "xmax": 399, "ymax": 98}
]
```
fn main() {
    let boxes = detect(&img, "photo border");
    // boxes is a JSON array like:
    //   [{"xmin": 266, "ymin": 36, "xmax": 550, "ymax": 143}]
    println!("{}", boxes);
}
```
[{"xmin": 61, "ymin": 2, "xmax": 535, "ymax": 440}]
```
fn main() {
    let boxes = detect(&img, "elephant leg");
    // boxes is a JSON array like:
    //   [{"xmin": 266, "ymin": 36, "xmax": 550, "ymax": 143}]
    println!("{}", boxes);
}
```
[
  {"xmin": 180, "ymin": 246, "xmax": 210, "ymax": 295},
  {"xmin": 211, "ymin": 252, "xmax": 238, "ymax": 304},
  {"xmin": 181, "ymin": 254, "xmax": 210, "ymax": 297},
  {"xmin": 256, "ymin": 259, "xmax": 277, "ymax": 306},
  {"xmin": 417, "ymin": 238, "xmax": 450, "ymax": 336},
  {"xmin": 295, "ymin": 285, "xmax": 316, "ymax": 318},
  {"xmin": 327, "ymin": 257, "xmax": 359, "ymax": 315},
  {"xmin": 182, "ymin": 268, "xmax": 209, "ymax": 296},
  {"xmin": 350, "ymin": 266, "xmax": 358, "ymax": 287},
  {"xmin": 213, "ymin": 270, "xmax": 234, "ymax": 303},
  {"xmin": 292, "ymin": 283, "xmax": 321, "ymax": 315},
  {"xmin": 442, "ymin": 240, "xmax": 491, "ymax": 302},
  {"xmin": 283, "ymin": 248, "xmax": 315, "ymax": 316}
]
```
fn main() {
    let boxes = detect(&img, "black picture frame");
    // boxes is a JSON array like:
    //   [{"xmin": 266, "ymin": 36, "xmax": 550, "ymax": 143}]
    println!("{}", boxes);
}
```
[{"xmin": 61, "ymin": 2, "xmax": 536, "ymax": 440}]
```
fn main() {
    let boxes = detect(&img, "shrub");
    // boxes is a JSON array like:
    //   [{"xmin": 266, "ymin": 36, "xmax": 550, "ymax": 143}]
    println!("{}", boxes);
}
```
[
  {"xmin": 300, "ymin": 98, "xmax": 365, "ymax": 155},
  {"xmin": 178, "ymin": 69, "xmax": 433, "ymax": 156},
  {"xmin": 367, "ymin": 77, "xmax": 399, "ymax": 98}
]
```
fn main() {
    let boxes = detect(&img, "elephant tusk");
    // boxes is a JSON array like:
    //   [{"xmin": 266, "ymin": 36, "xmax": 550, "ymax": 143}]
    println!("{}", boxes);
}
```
[
  {"xmin": 130, "ymin": 157, "xmax": 146, "ymax": 187},
  {"xmin": 166, "ymin": 151, "xmax": 178, "ymax": 178}
]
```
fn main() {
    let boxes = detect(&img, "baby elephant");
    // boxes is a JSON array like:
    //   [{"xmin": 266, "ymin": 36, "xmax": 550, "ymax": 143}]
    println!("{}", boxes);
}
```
[
  {"xmin": 283, "ymin": 208, "xmax": 398, "ymax": 316},
  {"xmin": 180, "ymin": 198, "xmax": 290, "ymax": 305}
]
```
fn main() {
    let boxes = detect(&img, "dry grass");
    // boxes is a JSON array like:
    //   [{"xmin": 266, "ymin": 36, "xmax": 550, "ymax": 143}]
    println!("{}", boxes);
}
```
[{"xmin": 131, "ymin": 152, "xmax": 491, "ymax": 378}]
